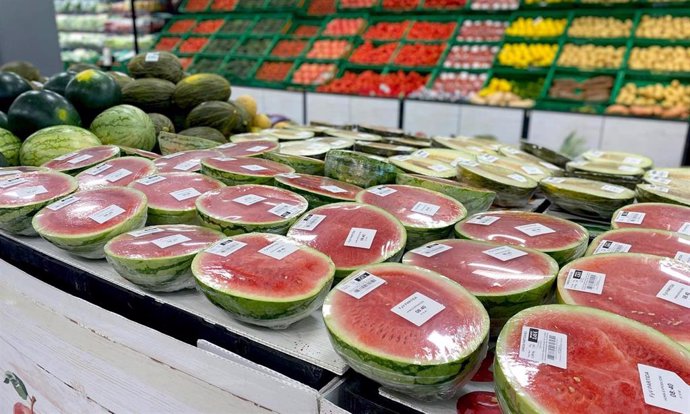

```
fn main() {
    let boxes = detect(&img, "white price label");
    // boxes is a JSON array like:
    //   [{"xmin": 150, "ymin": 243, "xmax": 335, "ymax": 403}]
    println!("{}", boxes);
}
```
[
  {"xmin": 47, "ymin": 195, "xmax": 80, "ymax": 211},
  {"xmin": 540, "ymin": 161, "xmax": 561, "ymax": 171},
  {"xmin": 411, "ymin": 201, "xmax": 440, "ymax": 216},
  {"xmin": 508, "ymin": 173, "xmax": 527, "ymax": 183},
  {"xmin": 170, "ymin": 187, "xmax": 201, "ymax": 201},
  {"xmin": 615, "ymin": 211, "xmax": 645, "ymax": 225},
  {"xmin": 515, "ymin": 223, "xmax": 555, "ymax": 237},
  {"xmin": 0, "ymin": 170, "xmax": 20, "ymax": 176},
  {"xmin": 246, "ymin": 145, "xmax": 269, "ymax": 152},
  {"xmin": 137, "ymin": 175, "xmax": 166, "ymax": 186},
  {"xmin": 478, "ymin": 154, "xmax": 499, "ymax": 163},
  {"xmin": 330, "ymin": 140, "xmax": 347, "ymax": 147},
  {"xmin": 85, "ymin": 163, "xmax": 112, "ymax": 175},
  {"xmin": 593, "ymin": 240, "xmax": 632, "ymax": 254},
  {"xmin": 618, "ymin": 165, "xmax": 639, "ymax": 172},
  {"xmin": 411, "ymin": 243, "xmax": 452, "ymax": 258},
  {"xmin": 344, "ymin": 227, "xmax": 377, "ymax": 249},
  {"xmin": 483, "ymin": 246, "xmax": 527, "ymax": 262},
  {"xmin": 258, "ymin": 240, "xmax": 299, "ymax": 260},
  {"xmin": 503, "ymin": 147, "xmax": 520, "ymax": 155},
  {"xmin": 212, "ymin": 157, "xmax": 236, "ymax": 162},
  {"xmin": 292, "ymin": 213, "xmax": 326, "ymax": 231},
  {"xmin": 467, "ymin": 215, "xmax": 500, "ymax": 226},
  {"xmin": 54, "ymin": 152, "xmax": 76, "ymax": 161},
  {"xmin": 391, "ymin": 155, "xmax": 411, "ymax": 162},
  {"xmin": 0, "ymin": 177, "xmax": 27, "ymax": 189},
  {"xmin": 277, "ymin": 172, "xmax": 301, "ymax": 179},
  {"xmin": 429, "ymin": 164, "xmax": 451, "ymax": 172},
  {"xmin": 674, "ymin": 251, "xmax": 690, "ymax": 264},
  {"xmin": 128, "ymin": 227, "xmax": 165, "ymax": 237},
  {"xmin": 241, "ymin": 164, "xmax": 268, "ymax": 172},
  {"xmin": 564, "ymin": 269, "xmax": 606, "ymax": 295},
  {"xmin": 174, "ymin": 159, "xmax": 200, "ymax": 171},
  {"xmin": 648, "ymin": 185, "xmax": 670, "ymax": 193},
  {"xmin": 268, "ymin": 203, "xmax": 302, "ymax": 219},
  {"xmin": 649, "ymin": 170, "xmax": 669, "ymax": 178},
  {"xmin": 649, "ymin": 177, "xmax": 672, "ymax": 185},
  {"xmin": 162, "ymin": 152, "xmax": 183, "ymax": 159},
  {"xmin": 145, "ymin": 52, "xmax": 160, "ymax": 62},
  {"xmin": 455, "ymin": 159, "xmax": 479, "ymax": 167},
  {"xmin": 320, "ymin": 185, "xmax": 347, "ymax": 194},
  {"xmin": 519, "ymin": 326, "xmax": 568, "ymax": 369},
  {"xmin": 104, "ymin": 168, "xmax": 132, "ymax": 183},
  {"xmin": 541, "ymin": 177, "xmax": 565, "ymax": 184},
  {"xmin": 367, "ymin": 186, "xmax": 397, "ymax": 197},
  {"xmin": 217, "ymin": 143, "xmax": 236, "ymax": 149},
  {"xmin": 14, "ymin": 185, "xmax": 48, "ymax": 197},
  {"xmin": 521, "ymin": 165, "xmax": 543, "ymax": 175},
  {"xmin": 588, "ymin": 150, "xmax": 604, "ymax": 158},
  {"xmin": 338, "ymin": 271, "xmax": 386, "ymax": 299},
  {"xmin": 89, "ymin": 204, "xmax": 125, "ymax": 224},
  {"xmin": 678, "ymin": 223, "xmax": 690, "ymax": 236},
  {"xmin": 206, "ymin": 239, "xmax": 247, "ymax": 257},
  {"xmin": 233, "ymin": 194, "xmax": 266, "ymax": 206},
  {"xmin": 151, "ymin": 234, "xmax": 191, "ymax": 249},
  {"xmin": 601, "ymin": 184, "xmax": 625, "ymax": 194},
  {"xmin": 638, "ymin": 364, "xmax": 690, "ymax": 414},
  {"xmin": 623, "ymin": 157, "xmax": 642, "ymax": 165},
  {"xmin": 391, "ymin": 292, "xmax": 445, "ymax": 327},
  {"xmin": 67, "ymin": 154, "xmax": 93, "ymax": 164},
  {"xmin": 413, "ymin": 150, "xmax": 429, "ymax": 158},
  {"xmin": 656, "ymin": 280, "xmax": 690, "ymax": 309}
]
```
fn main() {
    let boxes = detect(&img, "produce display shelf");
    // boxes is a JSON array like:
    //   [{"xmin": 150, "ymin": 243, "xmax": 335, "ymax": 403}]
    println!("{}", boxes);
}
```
[
  {"xmin": 502, "ymin": 9, "xmax": 572, "ymax": 44},
  {"xmin": 565, "ymin": 9, "xmax": 635, "ymax": 42},
  {"xmin": 0, "ymin": 231, "xmax": 348, "ymax": 389}
]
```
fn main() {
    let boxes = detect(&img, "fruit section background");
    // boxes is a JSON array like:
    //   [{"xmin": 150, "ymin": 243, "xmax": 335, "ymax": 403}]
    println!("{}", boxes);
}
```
[{"xmin": 155, "ymin": 0, "xmax": 690, "ymax": 120}]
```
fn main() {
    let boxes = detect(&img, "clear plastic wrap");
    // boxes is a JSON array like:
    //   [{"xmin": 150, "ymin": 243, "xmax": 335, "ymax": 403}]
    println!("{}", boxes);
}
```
[
  {"xmin": 153, "ymin": 149, "xmax": 222, "ymax": 172},
  {"xmin": 324, "ymin": 150, "xmax": 398, "ymax": 189},
  {"xmin": 611, "ymin": 202, "xmax": 690, "ymax": 232},
  {"xmin": 457, "ymin": 163, "xmax": 538, "ymax": 208},
  {"xmin": 274, "ymin": 173, "xmax": 363, "ymax": 207},
  {"xmin": 75, "ymin": 156, "xmax": 157, "ymax": 191},
  {"xmin": 539, "ymin": 176, "xmax": 635, "ymax": 220},
  {"xmin": 395, "ymin": 173, "xmax": 495, "ymax": 216},
  {"xmin": 581, "ymin": 150, "xmax": 653, "ymax": 170},
  {"xmin": 323, "ymin": 263, "xmax": 490, "ymax": 400},
  {"xmin": 200, "ymin": 156, "xmax": 295, "ymax": 186},
  {"xmin": 42, "ymin": 145, "xmax": 120, "ymax": 174},
  {"xmin": 565, "ymin": 159, "xmax": 643, "ymax": 188},
  {"xmin": 636, "ymin": 183, "xmax": 690, "ymax": 207},
  {"xmin": 587, "ymin": 228, "xmax": 690, "ymax": 260}
]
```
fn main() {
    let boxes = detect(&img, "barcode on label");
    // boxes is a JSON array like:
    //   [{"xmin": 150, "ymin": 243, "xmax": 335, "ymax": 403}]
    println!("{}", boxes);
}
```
[
  {"xmin": 128, "ymin": 227, "xmax": 165, "ymax": 237},
  {"xmin": 233, "ymin": 194, "xmax": 266, "ymax": 206},
  {"xmin": 391, "ymin": 292, "xmax": 445, "ymax": 327},
  {"xmin": 206, "ymin": 239, "xmax": 247, "ymax": 257},
  {"xmin": 410, "ymin": 243, "xmax": 452, "ymax": 257},
  {"xmin": 268, "ymin": 203, "xmax": 302, "ymax": 219},
  {"xmin": 521, "ymin": 165, "xmax": 543, "ymax": 175},
  {"xmin": 593, "ymin": 240, "xmax": 632, "ymax": 254},
  {"xmin": 292, "ymin": 213, "xmax": 326, "ymax": 231},
  {"xmin": 508, "ymin": 173, "xmax": 527, "ymax": 183},
  {"xmin": 656, "ymin": 280, "xmax": 690, "ymax": 309},
  {"xmin": 518, "ymin": 326, "xmax": 567, "ymax": 369},
  {"xmin": 145, "ymin": 52, "xmax": 160, "ymax": 62},
  {"xmin": 367, "ymin": 186, "xmax": 397, "ymax": 197},
  {"xmin": 344, "ymin": 227, "xmax": 377, "ymax": 249},
  {"xmin": 614, "ymin": 211, "xmax": 645, "ymax": 225},
  {"xmin": 338, "ymin": 271, "xmax": 387, "ymax": 299},
  {"xmin": 104, "ymin": 169, "xmax": 132, "ymax": 183},
  {"xmin": 413, "ymin": 150, "xmax": 429, "ymax": 158},
  {"xmin": 151, "ymin": 234, "xmax": 191, "ymax": 249},
  {"xmin": 564, "ymin": 269, "xmax": 606, "ymax": 295},
  {"xmin": 467, "ymin": 215, "xmax": 500, "ymax": 226}
]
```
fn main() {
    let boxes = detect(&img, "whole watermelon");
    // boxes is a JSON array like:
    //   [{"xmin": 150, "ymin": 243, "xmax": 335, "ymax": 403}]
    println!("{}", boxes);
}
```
[
  {"xmin": 149, "ymin": 113, "xmax": 175, "ymax": 136},
  {"xmin": 65, "ymin": 69, "xmax": 122, "ymax": 122},
  {"xmin": 43, "ymin": 71, "xmax": 76, "ymax": 96},
  {"xmin": 0, "ymin": 72, "xmax": 32, "ymax": 111},
  {"xmin": 90, "ymin": 104, "xmax": 156, "ymax": 151},
  {"xmin": 108, "ymin": 71, "xmax": 133, "ymax": 89},
  {"xmin": 7, "ymin": 90, "xmax": 81, "ymax": 138},
  {"xmin": 186, "ymin": 101, "xmax": 243, "ymax": 136},
  {"xmin": 19, "ymin": 125, "xmax": 101, "ymax": 166},
  {"xmin": 122, "ymin": 78, "xmax": 175, "ymax": 113},
  {"xmin": 0, "ymin": 128, "xmax": 21, "ymax": 165}
]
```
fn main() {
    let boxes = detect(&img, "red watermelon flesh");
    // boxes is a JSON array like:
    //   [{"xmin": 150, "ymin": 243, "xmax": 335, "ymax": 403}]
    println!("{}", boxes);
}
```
[
  {"xmin": 0, "ymin": 166, "xmax": 48, "ymax": 178},
  {"xmin": 129, "ymin": 172, "xmax": 223, "ymax": 212},
  {"xmin": 402, "ymin": 239, "xmax": 558, "ymax": 296},
  {"xmin": 196, "ymin": 184, "xmax": 308, "ymax": 224},
  {"xmin": 33, "ymin": 187, "xmax": 147, "ymax": 236},
  {"xmin": 106, "ymin": 225, "xmax": 224, "ymax": 259},
  {"xmin": 324, "ymin": 263, "xmax": 488, "ymax": 362},
  {"xmin": 557, "ymin": 254, "xmax": 690, "ymax": 347},
  {"xmin": 118, "ymin": 146, "xmax": 161, "ymax": 160},
  {"xmin": 496, "ymin": 305, "xmax": 690, "ymax": 414},
  {"xmin": 275, "ymin": 174, "xmax": 363, "ymax": 201},
  {"xmin": 202, "ymin": 156, "xmax": 293, "ymax": 177},
  {"xmin": 193, "ymin": 233, "xmax": 334, "ymax": 300},
  {"xmin": 612, "ymin": 202, "xmax": 690, "ymax": 233},
  {"xmin": 153, "ymin": 149, "xmax": 222, "ymax": 173},
  {"xmin": 357, "ymin": 185, "xmax": 466, "ymax": 228},
  {"xmin": 0, "ymin": 172, "xmax": 77, "ymax": 207},
  {"xmin": 456, "ymin": 392, "xmax": 500, "ymax": 414},
  {"xmin": 76, "ymin": 156, "xmax": 157, "ymax": 191},
  {"xmin": 42, "ymin": 145, "xmax": 121, "ymax": 172},
  {"xmin": 287, "ymin": 202, "xmax": 406, "ymax": 270},
  {"xmin": 587, "ymin": 228, "xmax": 690, "ymax": 260},
  {"xmin": 216, "ymin": 140, "xmax": 279, "ymax": 157}
]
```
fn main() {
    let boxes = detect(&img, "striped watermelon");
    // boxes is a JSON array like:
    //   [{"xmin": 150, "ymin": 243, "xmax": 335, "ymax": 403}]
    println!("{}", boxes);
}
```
[
  {"xmin": 42, "ymin": 145, "xmax": 121, "ymax": 175},
  {"xmin": 0, "ymin": 128, "xmax": 21, "ymax": 166},
  {"xmin": 19, "ymin": 125, "xmax": 101, "ymax": 166},
  {"xmin": 75, "ymin": 156, "xmax": 157, "ymax": 191},
  {"xmin": 90, "ymin": 104, "xmax": 156, "ymax": 151}
]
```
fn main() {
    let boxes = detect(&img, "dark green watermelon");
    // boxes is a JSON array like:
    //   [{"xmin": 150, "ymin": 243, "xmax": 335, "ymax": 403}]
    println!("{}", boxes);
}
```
[
  {"xmin": 0, "ymin": 72, "xmax": 32, "ymax": 111},
  {"xmin": 229, "ymin": 101, "xmax": 251, "ymax": 135},
  {"xmin": 0, "ymin": 111, "xmax": 7, "ymax": 129},
  {"xmin": 65, "ymin": 69, "xmax": 121, "ymax": 122},
  {"xmin": 1, "ymin": 61, "xmax": 40, "ymax": 82},
  {"xmin": 7, "ymin": 90, "xmax": 81, "ymax": 138},
  {"xmin": 43, "ymin": 71, "xmax": 76, "ymax": 96}
]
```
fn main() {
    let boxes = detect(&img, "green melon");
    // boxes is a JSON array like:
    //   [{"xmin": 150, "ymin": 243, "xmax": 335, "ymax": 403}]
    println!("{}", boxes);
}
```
[
  {"xmin": 179, "ymin": 127, "xmax": 226, "ymax": 143},
  {"xmin": 457, "ymin": 162, "xmax": 538, "ymax": 208},
  {"xmin": 90, "ymin": 104, "xmax": 156, "ymax": 151},
  {"xmin": 262, "ymin": 151, "xmax": 325, "ymax": 175},
  {"xmin": 540, "ymin": 177, "xmax": 635, "ymax": 219},
  {"xmin": 127, "ymin": 51, "xmax": 184, "ymax": 83},
  {"xmin": 1, "ymin": 61, "xmax": 40, "ymax": 82},
  {"xmin": 122, "ymin": 78, "xmax": 175, "ymax": 113},
  {"xmin": 186, "ymin": 101, "xmax": 243, "ymax": 136},
  {"xmin": 324, "ymin": 150, "xmax": 398, "ymax": 188},
  {"xmin": 7, "ymin": 90, "xmax": 81, "ymax": 138},
  {"xmin": 158, "ymin": 131, "xmax": 219, "ymax": 155},
  {"xmin": 65, "ymin": 69, "xmax": 122, "ymax": 121},
  {"xmin": 395, "ymin": 173, "xmax": 495, "ymax": 216},
  {"xmin": 0, "ymin": 71, "xmax": 32, "ymax": 111},
  {"xmin": 19, "ymin": 125, "xmax": 101, "ymax": 166},
  {"xmin": 148, "ymin": 113, "xmax": 175, "ymax": 136},
  {"xmin": 173, "ymin": 73, "xmax": 231, "ymax": 110}
]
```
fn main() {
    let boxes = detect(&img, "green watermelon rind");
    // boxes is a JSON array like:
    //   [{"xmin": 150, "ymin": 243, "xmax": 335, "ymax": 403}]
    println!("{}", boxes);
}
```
[
  {"xmin": 457, "ymin": 164, "xmax": 537, "ymax": 208},
  {"xmin": 389, "ymin": 156, "xmax": 456, "ymax": 179},
  {"xmin": 42, "ymin": 145, "xmax": 122, "ymax": 175},
  {"xmin": 19, "ymin": 125, "xmax": 102, "ymax": 167},
  {"xmin": 0, "ymin": 128, "xmax": 21, "ymax": 166},
  {"xmin": 32, "ymin": 188, "xmax": 148, "ymax": 259},
  {"xmin": 539, "ymin": 178, "xmax": 635, "ymax": 220},
  {"xmin": 636, "ymin": 183, "xmax": 690, "ymax": 207},
  {"xmin": 89, "ymin": 104, "xmax": 157, "ymax": 152},
  {"xmin": 158, "ymin": 131, "xmax": 219, "ymax": 156},
  {"xmin": 324, "ymin": 150, "xmax": 398, "ymax": 188},
  {"xmin": 200, "ymin": 159, "xmax": 294, "ymax": 186},
  {"xmin": 262, "ymin": 151, "xmax": 325, "ymax": 175},
  {"xmin": 395, "ymin": 173, "xmax": 495, "ymax": 216},
  {"xmin": 0, "ymin": 172, "xmax": 79, "ymax": 236},
  {"xmin": 274, "ymin": 175, "xmax": 360, "ymax": 208},
  {"xmin": 494, "ymin": 304, "xmax": 690, "ymax": 414},
  {"xmin": 196, "ymin": 199, "xmax": 308, "ymax": 237}
]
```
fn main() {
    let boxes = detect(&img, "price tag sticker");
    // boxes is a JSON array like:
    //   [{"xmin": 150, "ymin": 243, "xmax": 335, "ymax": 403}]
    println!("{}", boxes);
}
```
[
  {"xmin": 429, "ymin": 164, "xmax": 451, "ymax": 172},
  {"xmin": 338, "ymin": 271, "xmax": 386, "ymax": 299},
  {"xmin": 391, "ymin": 292, "xmax": 445, "ymax": 327},
  {"xmin": 268, "ymin": 203, "xmax": 302, "ymax": 219},
  {"xmin": 47, "ymin": 195, "xmax": 80, "ymax": 211},
  {"xmin": 206, "ymin": 239, "xmax": 247, "ymax": 257},
  {"xmin": 623, "ymin": 157, "xmax": 642, "ymax": 165},
  {"xmin": 14, "ymin": 185, "xmax": 48, "ymax": 198},
  {"xmin": 478, "ymin": 154, "xmax": 499, "ymax": 163},
  {"xmin": 619, "ymin": 165, "xmax": 639, "ymax": 173},
  {"xmin": 151, "ymin": 234, "xmax": 191, "ymax": 249},
  {"xmin": 411, "ymin": 201, "xmax": 440, "ymax": 216},
  {"xmin": 0, "ymin": 170, "xmax": 20, "ymax": 176},
  {"xmin": 467, "ymin": 215, "xmax": 500, "ymax": 226},
  {"xmin": 455, "ymin": 159, "xmax": 479, "ymax": 168},
  {"xmin": 410, "ymin": 243, "xmax": 452, "ymax": 258},
  {"xmin": 649, "ymin": 177, "xmax": 672, "ymax": 185},
  {"xmin": 246, "ymin": 146, "xmax": 269, "ymax": 152},
  {"xmin": 601, "ymin": 184, "xmax": 625, "ymax": 194},
  {"xmin": 292, "ymin": 213, "xmax": 326, "ymax": 231},
  {"xmin": 174, "ymin": 159, "xmax": 200, "ymax": 171},
  {"xmin": 521, "ymin": 165, "xmax": 543, "ymax": 175},
  {"xmin": 593, "ymin": 240, "xmax": 632, "ymax": 254},
  {"xmin": 483, "ymin": 246, "xmax": 528, "ymax": 262},
  {"xmin": 656, "ymin": 280, "xmax": 690, "ymax": 309},
  {"xmin": 649, "ymin": 170, "xmax": 669, "ymax": 178},
  {"xmin": 212, "ymin": 157, "xmax": 236, "ymax": 162},
  {"xmin": 0, "ymin": 177, "xmax": 27, "ymax": 189},
  {"xmin": 128, "ymin": 227, "xmax": 165, "ymax": 238},
  {"xmin": 145, "ymin": 52, "xmax": 160, "ymax": 62},
  {"xmin": 515, "ymin": 223, "xmax": 555, "ymax": 237},
  {"xmin": 104, "ymin": 168, "xmax": 132, "ymax": 183},
  {"xmin": 67, "ymin": 154, "xmax": 93, "ymax": 164},
  {"xmin": 540, "ymin": 161, "xmax": 561, "ymax": 171},
  {"xmin": 241, "ymin": 164, "xmax": 268, "ymax": 172},
  {"xmin": 344, "ymin": 227, "xmax": 377, "ymax": 249},
  {"xmin": 508, "ymin": 173, "xmax": 527, "ymax": 183},
  {"xmin": 85, "ymin": 163, "xmax": 112, "ymax": 175},
  {"xmin": 541, "ymin": 177, "xmax": 565, "ymax": 184},
  {"xmin": 638, "ymin": 364, "xmax": 690, "ymax": 414},
  {"xmin": 614, "ymin": 211, "xmax": 645, "ymax": 225},
  {"xmin": 678, "ymin": 223, "xmax": 690, "ymax": 236},
  {"xmin": 519, "ymin": 326, "xmax": 568, "ymax": 369},
  {"xmin": 89, "ymin": 204, "xmax": 125, "ymax": 224},
  {"xmin": 674, "ymin": 251, "xmax": 690, "ymax": 264},
  {"xmin": 367, "ymin": 186, "xmax": 397, "ymax": 197},
  {"xmin": 233, "ymin": 194, "xmax": 266, "ymax": 206},
  {"xmin": 258, "ymin": 240, "xmax": 299, "ymax": 260},
  {"xmin": 648, "ymin": 185, "xmax": 670, "ymax": 193},
  {"xmin": 413, "ymin": 150, "xmax": 429, "ymax": 158},
  {"xmin": 170, "ymin": 187, "xmax": 201, "ymax": 201},
  {"xmin": 277, "ymin": 173, "xmax": 301, "ymax": 179},
  {"xmin": 564, "ymin": 269, "xmax": 606, "ymax": 295},
  {"xmin": 320, "ymin": 185, "xmax": 347, "ymax": 194},
  {"xmin": 137, "ymin": 175, "xmax": 166, "ymax": 186}
]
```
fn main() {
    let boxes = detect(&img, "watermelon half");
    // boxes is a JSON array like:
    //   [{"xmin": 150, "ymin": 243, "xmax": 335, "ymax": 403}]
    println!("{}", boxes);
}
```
[
  {"xmin": 215, "ymin": 140, "xmax": 279, "ymax": 158},
  {"xmin": 324, "ymin": 129, "xmax": 381, "ymax": 142},
  {"xmin": 118, "ymin": 146, "xmax": 160, "ymax": 160},
  {"xmin": 274, "ymin": 173, "xmax": 363, "ymax": 208},
  {"xmin": 611, "ymin": 202, "xmax": 690, "ymax": 233},
  {"xmin": 128, "ymin": 172, "xmax": 224, "ymax": 225},
  {"xmin": 582, "ymin": 149, "xmax": 653, "ymax": 170},
  {"xmin": 389, "ymin": 155, "xmax": 456, "ymax": 179},
  {"xmin": 586, "ymin": 228, "xmax": 690, "ymax": 261},
  {"xmin": 454, "ymin": 211, "xmax": 589, "ymax": 265},
  {"xmin": 104, "ymin": 224, "xmax": 225, "ymax": 292},
  {"xmin": 308, "ymin": 136, "xmax": 355, "ymax": 150},
  {"xmin": 356, "ymin": 184, "xmax": 467, "ymax": 249},
  {"xmin": 539, "ymin": 177, "xmax": 635, "ymax": 220},
  {"xmin": 495, "ymin": 305, "xmax": 690, "ymax": 413},
  {"xmin": 42, "ymin": 144, "xmax": 121, "ymax": 175},
  {"xmin": 402, "ymin": 239, "xmax": 558, "ymax": 336},
  {"xmin": 0, "ymin": 171, "xmax": 78, "ymax": 235},
  {"xmin": 556, "ymin": 253, "xmax": 690, "ymax": 347},
  {"xmin": 644, "ymin": 167, "xmax": 690, "ymax": 185},
  {"xmin": 261, "ymin": 151, "xmax": 325, "ymax": 176},
  {"xmin": 324, "ymin": 150, "xmax": 398, "ymax": 188},
  {"xmin": 323, "ymin": 263, "xmax": 490, "ymax": 400},
  {"xmin": 636, "ymin": 183, "xmax": 690, "ymax": 207},
  {"xmin": 0, "ymin": 166, "xmax": 49, "ymax": 180},
  {"xmin": 192, "ymin": 233, "xmax": 335, "ymax": 329},
  {"xmin": 457, "ymin": 162, "xmax": 538, "ymax": 208},
  {"xmin": 196, "ymin": 184, "xmax": 308, "ymax": 235},
  {"xmin": 395, "ymin": 173, "xmax": 495, "ymax": 216},
  {"xmin": 153, "ymin": 149, "xmax": 222, "ymax": 173},
  {"xmin": 279, "ymin": 141, "xmax": 331, "ymax": 159},
  {"xmin": 75, "ymin": 156, "xmax": 157, "ymax": 191},
  {"xmin": 32, "ymin": 186, "xmax": 148, "ymax": 259},
  {"xmin": 287, "ymin": 202, "xmax": 406, "ymax": 279},
  {"xmin": 200, "ymin": 156, "xmax": 294, "ymax": 186},
  {"xmin": 263, "ymin": 128, "xmax": 314, "ymax": 141}
]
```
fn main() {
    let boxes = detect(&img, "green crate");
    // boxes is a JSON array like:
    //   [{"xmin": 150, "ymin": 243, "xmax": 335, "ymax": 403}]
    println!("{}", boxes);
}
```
[
  {"xmin": 347, "ymin": 39, "xmax": 399, "ymax": 66},
  {"xmin": 270, "ymin": 36, "xmax": 313, "ymax": 59},
  {"xmin": 455, "ymin": 15, "xmax": 510, "ymax": 44},
  {"xmin": 337, "ymin": 0, "xmax": 380, "ymax": 12},
  {"xmin": 153, "ymin": 35, "xmax": 185, "ymax": 53},
  {"xmin": 190, "ymin": 17, "xmax": 228, "ymax": 35},
  {"xmin": 218, "ymin": 16, "xmax": 257, "ymax": 34},
  {"xmin": 253, "ymin": 15, "xmax": 294, "ymax": 35},
  {"xmin": 503, "ymin": 10, "xmax": 571, "ymax": 43},
  {"xmin": 188, "ymin": 54, "xmax": 225, "ymax": 74},
  {"xmin": 233, "ymin": 35, "xmax": 280, "ymax": 58},
  {"xmin": 575, "ymin": 0, "xmax": 637, "ymax": 8},
  {"xmin": 625, "ymin": 44, "xmax": 690, "ymax": 78},
  {"xmin": 555, "ymin": 39, "xmax": 629, "ymax": 74},
  {"xmin": 541, "ymin": 70, "xmax": 617, "ymax": 104},
  {"xmin": 634, "ymin": 9, "xmax": 690, "ymax": 46},
  {"xmin": 204, "ymin": 34, "xmax": 244, "ymax": 56},
  {"xmin": 267, "ymin": 0, "xmax": 308, "ymax": 12},
  {"xmin": 567, "ymin": 9, "xmax": 635, "ymax": 41},
  {"xmin": 288, "ymin": 19, "xmax": 324, "ymax": 37},
  {"xmin": 234, "ymin": 0, "xmax": 269, "ymax": 11},
  {"xmin": 482, "ymin": 69, "xmax": 549, "ymax": 100},
  {"xmin": 222, "ymin": 57, "xmax": 262, "ymax": 82}
]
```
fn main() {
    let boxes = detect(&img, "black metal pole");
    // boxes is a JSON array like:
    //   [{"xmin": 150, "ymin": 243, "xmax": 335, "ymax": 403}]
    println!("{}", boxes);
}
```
[{"xmin": 130, "ymin": 0, "xmax": 140, "ymax": 54}]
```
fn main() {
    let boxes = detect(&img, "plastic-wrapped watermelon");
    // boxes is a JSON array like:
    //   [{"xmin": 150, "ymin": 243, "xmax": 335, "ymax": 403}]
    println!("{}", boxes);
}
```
[{"xmin": 539, "ymin": 177, "xmax": 635, "ymax": 219}]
